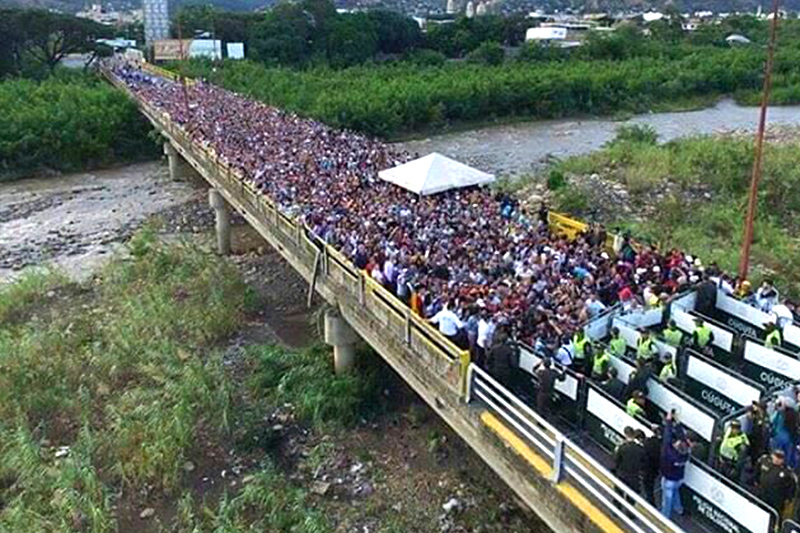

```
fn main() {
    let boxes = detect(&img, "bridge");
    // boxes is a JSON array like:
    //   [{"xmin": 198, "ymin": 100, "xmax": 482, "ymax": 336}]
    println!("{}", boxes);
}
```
[{"xmin": 102, "ymin": 64, "xmax": 800, "ymax": 533}]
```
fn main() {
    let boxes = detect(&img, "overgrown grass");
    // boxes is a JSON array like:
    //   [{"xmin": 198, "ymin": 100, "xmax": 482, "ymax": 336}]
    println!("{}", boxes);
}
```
[
  {"xmin": 0, "ymin": 230, "xmax": 247, "ymax": 531},
  {"xmin": 0, "ymin": 268, "xmax": 68, "ymax": 324},
  {"xmin": 249, "ymin": 344, "xmax": 381, "ymax": 431},
  {"xmin": 551, "ymin": 130, "xmax": 800, "ymax": 298}
]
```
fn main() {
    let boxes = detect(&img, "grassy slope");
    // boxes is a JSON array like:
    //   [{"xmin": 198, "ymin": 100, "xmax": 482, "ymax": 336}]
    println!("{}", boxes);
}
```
[
  {"xmin": 0, "ymin": 231, "xmax": 537, "ymax": 533},
  {"xmin": 550, "ymin": 130, "xmax": 800, "ymax": 298},
  {"xmin": 0, "ymin": 231, "xmax": 337, "ymax": 532}
]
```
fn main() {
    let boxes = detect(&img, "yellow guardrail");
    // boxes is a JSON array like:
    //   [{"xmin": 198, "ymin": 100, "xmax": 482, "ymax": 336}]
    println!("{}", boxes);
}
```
[{"xmin": 105, "ymin": 66, "xmax": 602, "ymax": 399}]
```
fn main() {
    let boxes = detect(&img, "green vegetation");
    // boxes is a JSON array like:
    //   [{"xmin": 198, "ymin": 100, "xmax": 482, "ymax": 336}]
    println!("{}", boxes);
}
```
[
  {"xmin": 179, "ymin": 42, "xmax": 785, "ymax": 138},
  {"xmin": 551, "ymin": 128, "xmax": 800, "ymax": 297},
  {"xmin": 0, "ymin": 71, "xmax": 158, "ymax": 180},
  {"xmin": 249, "ymin": 344, "xmax": 380, "ymax": 431},
  {"xmin": 0, "ymin": 232, "xmax": 245, "ymax": 530},
  {"xmin": 0, "ymin": 230, "xmax": 396, "ymax": 532}
]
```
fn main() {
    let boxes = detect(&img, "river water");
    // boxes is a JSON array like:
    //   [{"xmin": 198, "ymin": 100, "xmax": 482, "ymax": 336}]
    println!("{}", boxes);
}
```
[
  {"xmin": 397, "ymin": 99, "xmax": 800, "ymax": 176},
  {"xmin": 2, "ymin": 100, "xmax": 799, "ymax": 283}
]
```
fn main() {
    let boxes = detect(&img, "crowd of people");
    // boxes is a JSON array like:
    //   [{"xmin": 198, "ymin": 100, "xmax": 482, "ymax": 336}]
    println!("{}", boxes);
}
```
[
  {"xmin": 111, "ymin": 62, "xmax": 753, "ymax": 353},
  {"xmin": 110, "ymin": 60, "xmax": 800, "ymax": 526}
]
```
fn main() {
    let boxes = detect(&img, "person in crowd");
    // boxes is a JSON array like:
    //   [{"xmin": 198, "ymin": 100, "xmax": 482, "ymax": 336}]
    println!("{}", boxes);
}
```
[
  {"xmin": 601, "ymin": 367, "xmax": 626, "ymax": 401},
  {"xmin": 771, "ymin": 399, "xmax": 799, "ymax": 468},
  {"xmin": 624, "ymin": 358, "xmax": 652, "ymax": 400},
  {"xmin": 613, "ymin": 426, "xmax": 646, "ymax": 501},
  {"xmin": 660, "ymin": 411, "xmax": 690, "ymax": 519},
  {"xmin": 533, "ymin": 357, "xmax": 565, "ymax": 420},
  {"xmin": 695, "ymin": 273, "xmax": 718, "ymax": 316},
  {"xmin": 475, "ymin": 310, "xmax": 496, "ymax": 368},
  {"xmin": 642, "ymin": 424, "xmax": 662, "ymax": 505},
  {"xmin": 765, "ymin": 322, "xmax": 783, "ymax": 350},
  {"xmin": 692, "ymin": 317, "xmax": 714, "ymax": 353},
  {"xmin": 756, "ymin": 280, "xmax": 780, "ymax": 313},
  {"xmin": 658, "ymin": 354, "xmax": 678, "ymax": 383},
  {"xmin": 554, "ymin": 335, "xmax": 574, "ymax": 368},
  {"xmin": 626, "ymin": 390, "xmax": 647, "ymax": 419},
  {"xmin": 488, "ymin": 326, "xmax": 517, "ymax": 386},
  {"xmin": 755, "ymin": 450, "xmax": 796, "ymax": 518},
  {"xmin": 429, "ymin": 299, "xmax": 464, "ymax": 347},
  {"xmin": 571, "ymin": 329, "xmax": 593, "ymax": 376},
  {"xmin": 608, "ymin": 327, "xmax": 627, "ymax": 358},
  {"xmin": 585, "ymin": 293, "xmax": 607, "ymax": 319},
  {"xmin": 636, "ymin": 330, "xmax": 657, "ymax": 364},
  {"xmin": 717, "ymin": 420, "xmax": 749, "ymax": 482},
  {"xmin": 591, "ymin": 347, "xmax": 612, "ymax": 381},
  {"xmin": 742, "ymin": 403, "xmax": 768, "ymax": 464},
  {"xmin": 662, "ymin": 320, "xmax": 683, "ymax": 348}
]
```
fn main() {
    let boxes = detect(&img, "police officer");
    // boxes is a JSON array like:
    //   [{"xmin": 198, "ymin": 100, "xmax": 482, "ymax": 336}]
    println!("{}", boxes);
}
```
[
  {"xmin": 626, "ymin": 390, "xmax": 647, "ymax": 419},
  {"xmin": 592, "ymin": 348, "xmax": 612, "ymax": 381},
  {"xmin": 572, "ymin": 329, "xmax": 593, "ymax": 376},
  {"xmin": 692, "ymin": 317, "xmax": 715, "ymax": 352},
  {"xmin": 662, "ymin": 320, "xmax": 683, "ymax": 348},
  {"xmin": 636, "ymin": 330, "xmax": 657, "ymax": 364},
  {"xmin": 609, "ymin": 327, "xmax": 627, "ymax": 358},
  {"xmin": 718, "ymin": 420, "xmax": 749, "ymax": 481},
  {"xmin": 659, "ymin": 355, "xmax": 678, "ymax": 383},
  {"xmin": 756, "ymin": 450, "xmax": 796, "ymax": 517},
  {"xmin": 766, "ymin": 322, "xmax": 782, "ymax": 350}
]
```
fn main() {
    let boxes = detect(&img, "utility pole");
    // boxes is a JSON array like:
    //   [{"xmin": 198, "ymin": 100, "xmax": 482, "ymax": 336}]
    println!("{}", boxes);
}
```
[
  {"xmin": 177, "ymin": 19, "xmax": 190, "ymax": 117},
  {"xmin": 738, "ymin": 0, "xmax": 781, "ymax": 281}
]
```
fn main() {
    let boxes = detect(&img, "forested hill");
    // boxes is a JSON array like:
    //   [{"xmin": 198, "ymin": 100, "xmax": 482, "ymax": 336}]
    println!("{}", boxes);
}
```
[
  {"xmin": 0, "ymin": 0, "xmax": 272, "ymax": 15},
  {"xmin": 1, "ymin": 0, "xmax": 798, "ymax": 15}
]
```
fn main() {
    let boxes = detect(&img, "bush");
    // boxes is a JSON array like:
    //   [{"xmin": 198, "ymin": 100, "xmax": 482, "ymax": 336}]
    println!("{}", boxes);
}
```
[
  {"xmin": 406, "ymin": 48, "xmax": 446, "ymax": 67},
  {"xmin": 466, "ymin": 41, "xmax": 505, "ymax": 66},
  {"xmin": 547, "ymin": 169, "xmax": 567, "ymax": 190},
  {"xmin": 0, "ymin": 72, "xmax": 158, "ymax": 180},
  {"xmin": 613, "ymin": 124, "xmax": 659, "ymax": 145}
]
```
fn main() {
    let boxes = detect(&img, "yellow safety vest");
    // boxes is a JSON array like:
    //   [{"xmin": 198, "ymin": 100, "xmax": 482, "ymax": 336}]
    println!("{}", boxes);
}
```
[
  {"xmin": 695, "ymin": 325, "xmax": 712, "ymax": 348},
  {"xmin": 663, "ymin": 328, "xmax": 683, "ymax": 348},
  {"xmin": 593, "ymin": 351, "xmax": 611, "ymax": 377},
  {"xmin": 574, "ymin": 336, "xmax": 589, "ymax": 361},
  {"xmin": 626, "ymin": 398, "xmax": 645, "ymax": 418},
  {"xmin": 637, "ymin": 338, "xmax": 655, "ymax": 361},
  {"xmin": 609, "ymin": 337, "xmax": 627, "ymax": 357},
  {"xmin": 659, "ymin": 361, "xmax": 676, "ymax": 381},
  {"xmin": 766, "ymin": 330, "xmax": 782, "ymax": 349},
  {"xmin": 719, "ymin": 430, "xmax": 749, "ymax": 462}
]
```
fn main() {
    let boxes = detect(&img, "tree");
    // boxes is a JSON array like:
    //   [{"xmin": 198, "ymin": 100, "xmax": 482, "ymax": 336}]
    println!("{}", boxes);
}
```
[
  {"xmin": 326, "ymin": 13, "xmax": 378, "ymax": 68},
  {"xmin": 13, "ymin": 9, "xmax": 111, "ymax": 73},
  {"xmin": 251, "ymin": 4, "xmax": 313, "ymax": 66},
  {"xmin": 366, "ymin": 10, "xmax": 422, "ymax": 55},
  {"xmin": 466, "ymin": 41, "xmax": 504, "ymax": 65}
]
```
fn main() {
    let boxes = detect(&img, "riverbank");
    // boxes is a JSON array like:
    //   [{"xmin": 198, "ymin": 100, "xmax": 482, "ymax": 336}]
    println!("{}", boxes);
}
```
[{"xmin": 396, "ymin": 99, "xmax": 800, "ymax": 177}]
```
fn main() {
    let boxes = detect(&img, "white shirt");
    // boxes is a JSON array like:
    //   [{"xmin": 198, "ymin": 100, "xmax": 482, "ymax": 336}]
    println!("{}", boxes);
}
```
[
  {"xmin": 554, "ymin": 344, "xmax": 573, "ymax": 366},
  {"xmin": 430, "ymin": 308, "xmax": 463, "ymax": 337},
  {"xmin": 477, "ymin": 319, "xmax": 495, "ymax": 349}
]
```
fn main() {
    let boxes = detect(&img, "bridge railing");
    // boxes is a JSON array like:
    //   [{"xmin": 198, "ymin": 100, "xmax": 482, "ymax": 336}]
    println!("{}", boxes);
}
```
[
  {"xmin": 105, "ymin": 67, "xmax": 698, "ymax": 533},
  {"xmin": 106, "ymin": 72, "xmax": 471, "ymax": 396},
  {"xmin": 468, "ymin": 363, "xmax": 685, "ymax": 533}
]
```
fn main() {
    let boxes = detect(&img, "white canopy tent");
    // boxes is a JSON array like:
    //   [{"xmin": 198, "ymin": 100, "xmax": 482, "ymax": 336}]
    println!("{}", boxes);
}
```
[{"xmin": 378, "ymin": 153, "xmax": 495, "ymax": 195}]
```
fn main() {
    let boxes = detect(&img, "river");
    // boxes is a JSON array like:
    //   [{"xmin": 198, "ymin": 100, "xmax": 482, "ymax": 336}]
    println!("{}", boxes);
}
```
[{"xmin": 397, "ymin": 99, "xmax": 800, "ymax": 176}]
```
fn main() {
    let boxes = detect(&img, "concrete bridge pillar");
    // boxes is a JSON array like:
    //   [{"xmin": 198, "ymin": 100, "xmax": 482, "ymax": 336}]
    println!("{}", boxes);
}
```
[
  {"xmin": 208, "ymin": 189, "xmax": 231, "ymax": 255},
  {"xmin": 324, "ymin": 311, "xmax": 359, "ymax": 374},
  {"xmin": 164, "ymin": 142, "xmax": 197, "ymax": 181}
]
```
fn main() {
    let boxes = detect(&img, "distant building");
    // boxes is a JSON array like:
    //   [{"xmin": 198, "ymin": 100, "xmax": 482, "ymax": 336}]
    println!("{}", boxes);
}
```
[
  {"xmin": 143, "ymin": 0, "xmax": 170, "ymax": 45},
  {"xmin": 525, "ymin": 26, "xmax": 567, "ymax": 42},
  {"xmin": 465, "ymin": 1, "xmax": 474, "ymax": 18},
  {"xmin": 76, "ymin": 3, "xmax": 141, "ymax": 26}
]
